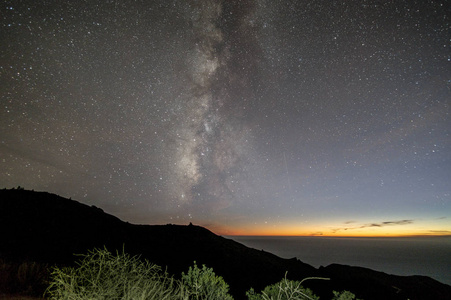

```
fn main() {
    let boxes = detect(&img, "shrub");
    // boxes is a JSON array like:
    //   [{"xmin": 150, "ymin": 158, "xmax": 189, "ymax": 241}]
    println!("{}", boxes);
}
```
[
  {"xmin": 332, "ymin": 290, "xmax": 361, "ymax": 300},
  {"xmin": 181, "ymin": 261, "xmax": 233, "ymax": 300},
  {"xmin": 246, "ymin": 275, "xmax": 328, "ymax": 300},
  {"xmin": 0, "ymin": 259, "xmax": 49, "ymax": 296},
  {"xmin": 17, "ymin": 261, "xmax": 50, "ymax": 295},
  {"xmin": 45, "ymin": 247, "xmax": 184, "ymax": 300}
]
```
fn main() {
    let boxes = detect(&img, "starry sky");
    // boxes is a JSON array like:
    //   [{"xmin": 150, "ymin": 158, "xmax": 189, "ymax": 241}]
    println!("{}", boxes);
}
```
[{"xmin": 1, "ymin": 0, "xmax": 450, "ymax": 236}]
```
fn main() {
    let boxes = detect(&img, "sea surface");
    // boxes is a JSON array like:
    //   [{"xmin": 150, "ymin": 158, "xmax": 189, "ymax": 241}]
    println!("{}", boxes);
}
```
[{"xmin": 226, "ymin": 236, "xmax": 451, "ymax": 286}]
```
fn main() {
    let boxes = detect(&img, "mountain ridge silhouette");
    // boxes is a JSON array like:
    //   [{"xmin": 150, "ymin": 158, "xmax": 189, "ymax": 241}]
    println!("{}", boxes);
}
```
[{"xmin": 1, "ymin": 188, "xmax": 450, "ymax": 300}]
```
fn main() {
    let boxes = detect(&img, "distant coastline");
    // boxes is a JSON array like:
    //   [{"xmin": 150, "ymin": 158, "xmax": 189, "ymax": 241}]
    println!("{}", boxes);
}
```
[{"xmin": 227, "ymin": 235, "xmax": 451, "ymax": 286}]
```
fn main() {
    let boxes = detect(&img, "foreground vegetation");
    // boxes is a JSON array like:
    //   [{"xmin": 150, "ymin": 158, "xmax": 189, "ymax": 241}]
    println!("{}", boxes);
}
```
[
  {"xmin": 2, "ymin": 247, "xmax": 359, "ymax": 299},
  {"xmin": 0, "ymin": 258, "xmax": 50, "ymax": 297},
  {"xmin": 46, "ymin": 247, "xmax": 358, "ymax": 300}
]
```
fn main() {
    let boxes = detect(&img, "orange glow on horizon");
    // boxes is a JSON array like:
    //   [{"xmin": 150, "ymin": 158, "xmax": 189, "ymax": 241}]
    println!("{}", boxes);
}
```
[
  {"xmin": 206, "ymin": 222, "xmax": 451, "ymax": 238},
  {"xmin": 216, "ymin": 229, "xmax": 451, "ymax": 237},
  {"xmin": 198, "ymin": 215, "xmax": 451, "ymax": 237}
]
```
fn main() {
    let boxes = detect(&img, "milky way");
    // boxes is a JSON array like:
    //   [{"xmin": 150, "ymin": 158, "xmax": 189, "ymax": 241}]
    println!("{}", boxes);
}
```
[
  {"xmin": 168, "ymin": 1, "xmax": 257, "ymax": 210},
  {"xmin": 1, "ymin": 0, "xmax": 450, "ymax": 235}
]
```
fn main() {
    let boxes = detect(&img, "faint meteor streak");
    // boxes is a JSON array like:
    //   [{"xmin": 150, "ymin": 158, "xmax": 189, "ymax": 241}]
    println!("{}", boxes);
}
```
[{"xmin": 283, "ymin": 151, "xmax": 292, "ymax": 194}]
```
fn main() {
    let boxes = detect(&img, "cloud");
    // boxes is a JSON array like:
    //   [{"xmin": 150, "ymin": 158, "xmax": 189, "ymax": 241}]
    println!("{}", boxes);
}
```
[
  {"xmin": 343, "ymin": 220, "xmax": 356, "ymax": 224},
  {"xmin": 332, "ymin": 219, "xmax": 414, "ymax": 233},
  {"xmin": 309, "ymin": 232, "xmax": 324, "ymax": 236},
  {"xmin": 361, "ymin": 219, "xmax": 413, "ymax": 229},
  {"xmin": 377, "ymin": 220, "xmax": 413, "ymax": 226}
]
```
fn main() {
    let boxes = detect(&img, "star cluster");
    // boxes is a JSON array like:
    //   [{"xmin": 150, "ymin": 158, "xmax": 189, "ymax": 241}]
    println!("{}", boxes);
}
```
[{"xmin": 1, "ymin": 0, "xmax": 450, "ymax": 235}]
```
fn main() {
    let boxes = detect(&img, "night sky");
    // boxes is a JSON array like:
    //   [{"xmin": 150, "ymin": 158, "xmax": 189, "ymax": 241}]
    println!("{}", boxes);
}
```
[{"xmin": 1, "ymin": 0, "xmax": 450, "ymax": 236}]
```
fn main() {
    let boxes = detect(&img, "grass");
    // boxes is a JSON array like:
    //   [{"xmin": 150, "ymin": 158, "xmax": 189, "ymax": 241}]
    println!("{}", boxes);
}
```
[
  {"xmin": 246, "ymin": 275, "xmax": 360, "ymax": 300},
  {"xmin": 46, "ymin": 247, "xmax": 184, "ymax": 300},
  {"xmin": 246, "ymin": 275, "xmax": 326, "ymax": 300}
]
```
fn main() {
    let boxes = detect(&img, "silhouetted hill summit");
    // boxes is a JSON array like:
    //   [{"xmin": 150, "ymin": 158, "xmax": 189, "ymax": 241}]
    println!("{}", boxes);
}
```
[{"xmin": 1, "ymin": 188, "xmax": 450, "ymax": 300}]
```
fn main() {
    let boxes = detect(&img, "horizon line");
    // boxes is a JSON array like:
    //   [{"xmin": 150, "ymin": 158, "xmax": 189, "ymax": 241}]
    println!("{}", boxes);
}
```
[{"xmin": 221, "ymin": 234, "xmax": 451, "ymax": 238}]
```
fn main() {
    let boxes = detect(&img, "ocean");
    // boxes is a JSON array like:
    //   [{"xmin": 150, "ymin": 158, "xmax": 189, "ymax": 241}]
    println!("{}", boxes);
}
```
[{"xmin": 226, "ymin": 236, "xmax": 451, "ymax": 286}]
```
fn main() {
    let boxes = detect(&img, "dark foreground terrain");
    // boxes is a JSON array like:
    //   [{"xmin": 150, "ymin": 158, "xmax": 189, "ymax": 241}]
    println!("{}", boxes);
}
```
[{"xmin": 1, "ymin": 188, "xmax": 450, "ymax": 300}]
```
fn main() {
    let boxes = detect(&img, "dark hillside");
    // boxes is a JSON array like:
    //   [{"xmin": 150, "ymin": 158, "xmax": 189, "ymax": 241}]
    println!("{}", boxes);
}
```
[
  {"xmin": 1, "ymin": 189, "xmax": 450, "ymax": 300},
  {"xmin": 0, "ymin": 189, "xmax": 317, "ymax": 298}
]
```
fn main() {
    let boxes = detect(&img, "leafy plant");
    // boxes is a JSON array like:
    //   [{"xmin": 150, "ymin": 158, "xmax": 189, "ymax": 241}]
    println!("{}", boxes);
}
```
[{"xmin": 181, "ymin": 261, "xmax": 233, "ymax": 300}]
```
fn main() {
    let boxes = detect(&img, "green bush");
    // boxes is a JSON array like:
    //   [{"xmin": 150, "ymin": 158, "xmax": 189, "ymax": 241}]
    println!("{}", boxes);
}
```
[
  {"xmin": 332, "ymin": 290, "xmax": 361, "ymax": 300},
  {"xmin": 246, "ymin": 276, "xmax": 329, "ymax": 300},
  {"xmin": 45, "ymin": 247, "xmax": 184, "ymax": 300},
  {"xmin": 181, "ymin": 261, "xmax": 233, "ymax": 300}
]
